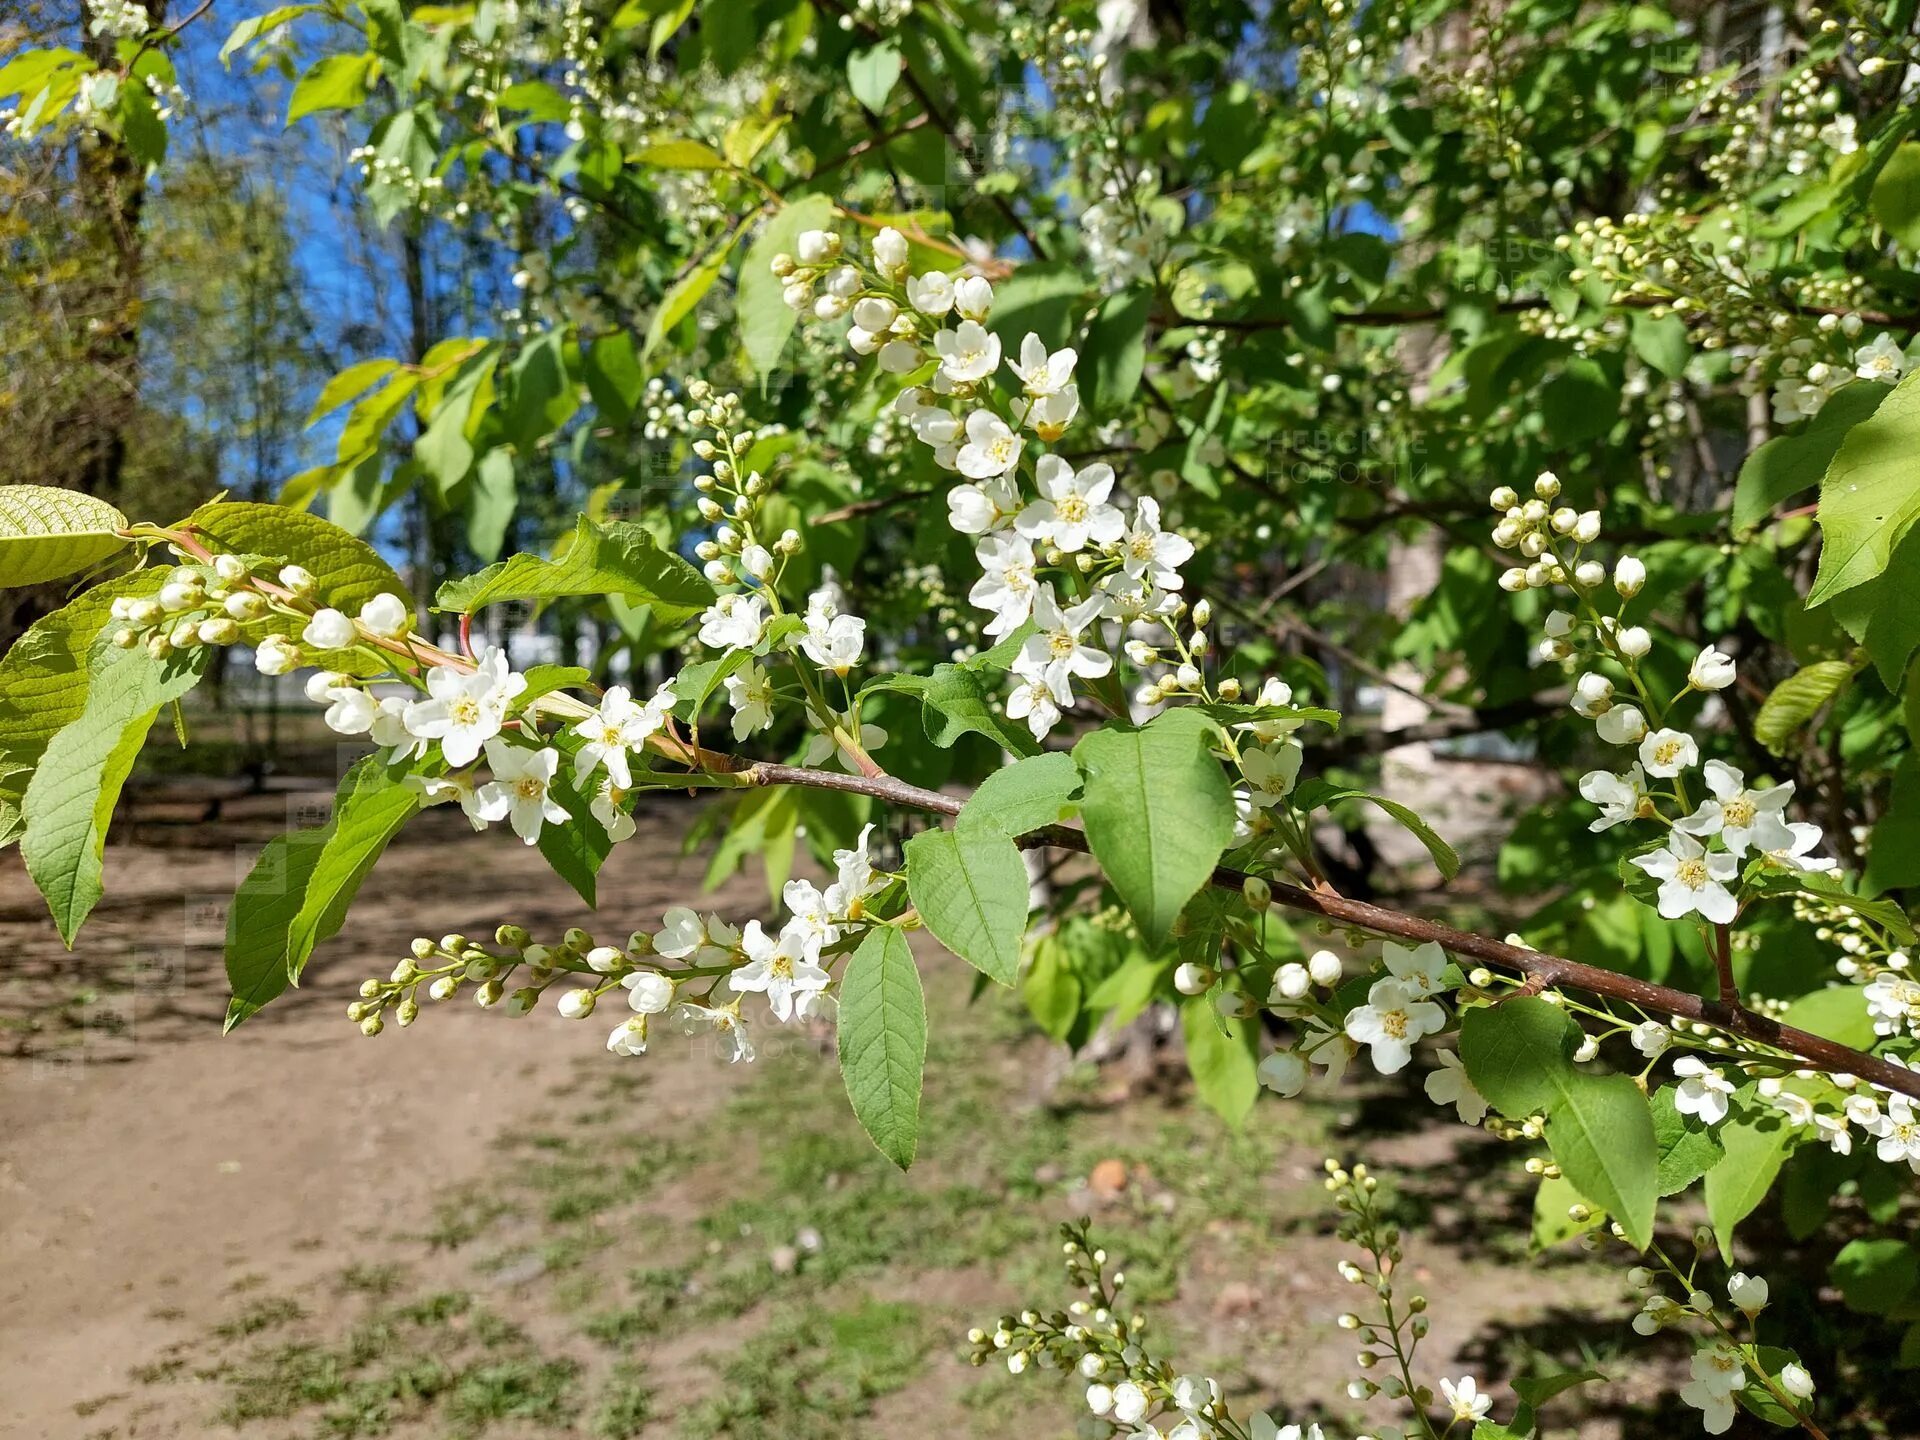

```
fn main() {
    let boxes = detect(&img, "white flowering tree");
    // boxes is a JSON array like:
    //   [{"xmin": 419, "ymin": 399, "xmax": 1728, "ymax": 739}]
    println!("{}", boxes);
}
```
[{"xmin": 7, "ymin": 0, "xmax": 1920, "ymax": 1433}]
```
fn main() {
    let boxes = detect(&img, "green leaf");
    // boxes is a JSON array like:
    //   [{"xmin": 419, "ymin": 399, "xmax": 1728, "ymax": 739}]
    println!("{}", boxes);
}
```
[
  {"xmin": 21, "ymin": 647, "xmax": 207, "ymax": 945},
  {"xmin": 1629, "ymin": 311, "xmax": 1690, "ymax": 379},
  {"xmin": 1180, "ymin": 998, "xmax": 1259, "ymax": 1126},
  {"xmin": 287, "ymin": 52, "xmax": 375, "ymax": 123},
  {"xmin": 1291, "ymin": 778, "xmax": 1460, "ymax": 879},
  {"xmin": 1753, "ymin": 659, "xmax": 1858, "ymax": 754},
  {"xmin": 223, "ymin": 828, "xmax": 330, "ymax": 1031},
  {"xmin": 837, "ymin": 925, "xmax": 926, "ymax": 1170},
  {"xmin": 222, "ymin": 4, "xmax": 320, "ymax": 65},
  {"xmin": 1780, "ymin": 986, "xmax": 1877, "ymax": 1049},
  {"xmin": 1831, "ymin": 1238, "xmax": 1920, "ymax": 1316},
  {"xmin": 504, "ymin": 331, "xmax": 579, "ymax": 449},
  {"xmin": 646, "ymin": 229, "xmax": 740, "ymax": 357},
  {"xmin": 1651, "ymin": 1086, "xmax": 1726, "ymax": 1196},
  {"xmin": 465, "ymin": 448, "xmax": 516, "ymax": 562},
  {"xmin": 739, "ymin": 193, "xmax": 836, "ymax": 376},
  {"xmin": 1460, "ymin": 999, "xmax": 1658, "ymax": 1248},
  {"xmin": 305, "ymin": 358, "xmax": 399, "ymax": 426},
  {"xmin": 0, "ymin": 485, "xmax": 130, "ymax": 588},
  {"xmin": 985, "ymin": 261, "xmax": 1091, "ymax": 358},
  {"xmin": 1022, "ymin": 931, "xmax": 1081, "ymax": 1042},
  {"xmin": 867, "ymin": 663, "xmax": 1040, "ymax": 756},
  {"xmin": 1732, "ymin": 381, "xmax": 1887, "ymax": 533},
  {"xmin": 1082, "ymin": 285, "xmax": 1152, "ymax": 419},
  {"xmin": 904, "ymin": 825, "xmax": 1028, "ymax": 986},
  {"xmin": 1532, "ymin": 1173, "xmax": 1605, "ymax": 1250},
  {"xmin": 284, "ymin": 758, "xmax": 421, "ymax": 982},
  {"xmin": 536, "ymin": 767, "xmax": 613, "ymax": 906},
  {"xmin": 1871, "ymin": 142, "xmax": 1920, "ymax": 249},
  {"xmin": 0, "ymin": 571, "xmax": 162, "ymax": 847},
  {"xmin": 631, "ymin": 138, "xmax": 731, "ymax": 169},
  {"xmin": 1704, "ymin": 1106, "xmax": 1799, "ymax": 1255},
  {"xmin": 846, "ymin": 42, "xmax": 902, "ymax": 112},
  {"xmin": 1073, "ymin": 710, "xmax": 1235, "ymax": 948},
  {"xmin": 1810, "ymin": 367, "xmax": 1920, "ymax": 605},
  {"xmin": 185, "ymin": 500, "xmax": 408, "ymax": 617},
  {"xmin": 958, "ymin": 751, "xmax": 1081, "ymax": 839},
  {"xmin": 437, "ymin": 513, "xmax": 712, "ymax": 621}
]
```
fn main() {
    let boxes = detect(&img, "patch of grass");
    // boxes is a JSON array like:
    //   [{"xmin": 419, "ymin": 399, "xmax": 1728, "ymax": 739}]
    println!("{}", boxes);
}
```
[
  {"xmin": 336, "ymin": 1263, "xmax": 407, "ymax": 1298},
  {"xmin": 419, "ymin": 1191, "xmax": 519, "ymax": 1250},
  {"xmin": 678, "ymin": 1298, "xmax": 936, "ymax": 1439},
  {"xmin": 590, "ymin": 1362, "xmax": 656, "ymax": 1439},
  {"xmin": 215, "ymin": 1296, "xmax": 308, "ymax": 1340}
]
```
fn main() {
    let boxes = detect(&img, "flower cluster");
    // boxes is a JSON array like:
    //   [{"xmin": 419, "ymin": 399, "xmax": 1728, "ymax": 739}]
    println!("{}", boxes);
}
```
[
  {"xmin": 347, "ymin": 827, "xmax": 895, "ymax": 1056},
  {"xmin": 976, "ymin": 1164, "xmax": 1509, "ymax": 1440}
]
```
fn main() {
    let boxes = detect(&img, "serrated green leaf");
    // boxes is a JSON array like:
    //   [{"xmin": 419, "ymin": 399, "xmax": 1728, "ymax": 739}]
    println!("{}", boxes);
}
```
[
  {"xmin": 739, "ymin": 193, "xmax": 836, "ymax": 376},
  {"xmin": 1181, "ymin": 997, "xmax": 1259, "ymax": 1126},
  {"xmin": 1780, "ymin": 986, "xmax": 1878, "ymax": 1048},
  {"xmin": 1705, "ymin": 1105, "xmax": 1799, "ymax": 1255},
  {"xmin": 437, "ymin": 513, "xmax": 712, "ymax": 620},
  {"xmin": 1810, "ymin": 367, "xmax": 1920, "ymax": 605},
  {"xmin": 535, "ymin": 766, "xmax": 612, "ymax": 906},
  {"xmin": 1652, "ymin": 1085, "xmax": 1726, "ymax": 1195},
  {"xmin": 21, "ymin": 647, "xmax": 207, "ymax": 945},
  {"xmin": 1074, "ymin": 710, "xmax": 1235, "ymax": 948},
  {"xmin": 0, "ymin": 484, "xmax": 130, "ymax": 588},
  {"xmin": 958, "ymin": 751, "xmax": 1081, "ymax": 839},
  {"xmin": 184, "ymin": 499, "xmax": 408, "ymax": 617},
  {"xmin": 284, "ymin": 758, "xmax": 421, "ymax": 982},
  {"xmin": 1753, "ymin": 660, "xmax": 1857, "ymax": 754},
  {"xmin": 223, "ymin": 827, "xmax": 330, "ymax": 1031},
  {"xmin": 837, "ymin": 925, "xmax": 925, "ymax": 1170},
  {"xmin": 1461, "ymin": 999, "xmax": 1658, "ymax": 1248},
  {"xmin": 1732, "ymin": 381, "xmax": 1888, "ymax": 533},
  {"xmin": 904, "ymin": 825, "xmax": 1028, "ymax": 986},
  {"xmin": 0, "ymin": 570, "xmax": 164, "ymax": 847}
]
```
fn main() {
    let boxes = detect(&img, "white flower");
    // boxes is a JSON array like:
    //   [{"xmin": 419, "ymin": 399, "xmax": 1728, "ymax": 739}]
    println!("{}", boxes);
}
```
[
  {"xmin": 1674, "ymin": 760, "xmax": 1794, "ymax": 857},
  {"xmin": 1596, "ymin": 704, "xmax": 1647, "ymax": 745},
  {"xmin": 358, "ymin": 592, "xmax": 410, "ymax": 638},
  {"xmin": 933, "ymin": 320, "xmax": 1001, "ymax": 384},
  {"xmin": 1727, "ymin": 1272, "xmax": 1769, "ymax": 1315},
  {"xmin": 1012, "ymin": 387, "xmax": 1080, "ymax": 440},
  {"xmin": 1689, "ymin": 645, "xmax": 1736, "ymax": 691},
  {"xmin": 801, "ymin": 609, "xmax": 866, "ymax": 675},
  {"xmin": 1820, "ymin": 114, "xmax": 1859, "ymax": 154},
  {"xmin": 1865, "ymin": 971, "xmax": 1920, "ymax": 1036},
  {"xmin": 907, "ymin": 272, "xmax": 953, "ymax": 315},
  {"xmin": 1580, "ymin": 764, "xmax": 1647, "ymax": 831},
  {"xmin": 673, "ymin": 1001, "xmax": 754, "ymax": 1062},
  {"xmin": 1239, "ymin": 678, "xmax": 1306, "ymax": 741},
  {"xmin": 1571, "ymin": 672, "xmax": 1614, "ymax": 718},
  {"xmin": 1015, "ymin": 455, "xmax": 1125, "ymax": 553},
  {"xmin": 953, "ymin": 275, "xmax": 993, "ymax": 320},
  {"xmin": 871, "ymin": 226, "xmax": 908, "ymax": 272},
  {"xmin": 970, "ymin": 535, "xmax": 1040, "ymax": 637},
  {"xmin": 1772, "ymin": 1090, "xmax": 1816, "ymax": 1128},
  {"xmin": 731, "ymin": 919, "xmax": 832, "ymax": 1022},
  {"xmin": 1344, "ymin": 977, "xmax": 1446, "ymax": 1074},
  {"xmin": 1780, "ymin": 1363, "xmax": 1816, "ymax": 1401},
  {"xmin": 1672, "ymin": 1056, "xmax": 1736, "ymax": 1126},
  {"xmin": 796, "ymin": 228, "xmax": 838, "ymax": 264},
  {"xmin": 1307, "ymin": 949, "xmax": 1344, "ymax": 988},
  {"xmin": 322, "ymin": 686, "xmax": 378, "ymax": 736},
  {"xmin": 1241, "ymin": 742, "xmax": 1302, "ymax": 807},
  {"xmin": 573, "ymin": 686, "xmax": 651, "ymax": 789},
  {"xmin": 404, "ymin": 772, "xmax": 488, "ymax": 831},
  {"xmin": 1630, "ymin": 1020, "xmax": 1671, "ymax": 1058},
  {"xmin": 1258, "ymin": 1049, "xmax": 1309, "ymax": 1096},
  {"xmin": 1439, "ymin": 1376, "xmax": 1492, "ymax": 1424},
  {"xmin": 1021, "ymin": 585, "xmax": 1113, "ymax": 688},
  {"xmin": 1638, "ymin": 727, "xmax": 1699, "ymax": 778},
  {"xmin": 1110, "ymin": 1381, "xmax": 1149, "ymax": 1426},
  {"xmin": 948, "ymin": 474, "xmax": 1020, "ymax": 534},
  {"xmin": 956, "ymin": 411, "xmax": 1024, "ymax": 481},
  {"xmin": 699, "ymin": 592, "xmax": 768, "ymax": 651},
  {"xmin": 1008, "ymin": 332, "xmax": 1077, "ymax": 396},
  {"xmin": 828, "ymin": 821, "xmax": 889, "ymax": 919},
  {"xmin": 1382, "ymin": 939, "xmax": 1447, "ymax": 997},
  {"xmin": 580, "ymin": 776, "xmax": 632, "ymax": 845},
  {"xmin": 1086, "ymin": 1382, "xmax": 1115, "ymax": 1416},
  {"xmin": 1678, "ymin": 1377, "xmax": 1737, "ymax": 1435},
  {"xmin": 1867, "ymin": 1093, "xmax": 1920, "ymax": 1165},
  {"xmin": 1006, "ymin": 666, "xmax": 1067, "ymax": 739},
  {"xmin": 1854, "ymin": 332, "xmax": 1906, "ymax": 383},
  {"xmin": 473, "ymin": 741, "xmax": 570, "ymax": 845},
  {"xmin": 877, "ymin": 338, "xmax": 922, "ymax": 373},
  {"xmin": 1762, "ymin": 821, "xmax": 1837, "ymax": 873},
  {"xmin": 1118, "ymin": 497, "xmax": 1194, "ymax": 590},
  {"xmin": 1425, "ymin": 1049, "xmax": 1489, "ymax": 1124},
  {"xmin": 369, "ymin": 694, "xmax": 429, "ymax": 762},
  {"xmin": 302, "ymin": 608, "xmax": 355, "ymax": 650},
  {"xmin": 1631, "ymin": 831, "xmax": 1739, "ymax": 924},
  {"xmin": 403, "ymin": 646, "xmax": 526, "ymax": 768},
  {"xmin": 723, "ymin": 661, "xmax": 775, "ymax": 740},
  {"xmin": 1815, "ymin": 1111, "xmax": 1853, "ymax": 1155}
]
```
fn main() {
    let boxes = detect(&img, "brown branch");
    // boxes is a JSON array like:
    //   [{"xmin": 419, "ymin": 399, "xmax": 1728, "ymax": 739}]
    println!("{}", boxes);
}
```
[{"xmin": 726, "ymin": 758, "xmax": 1920, "ymax": 1103}]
